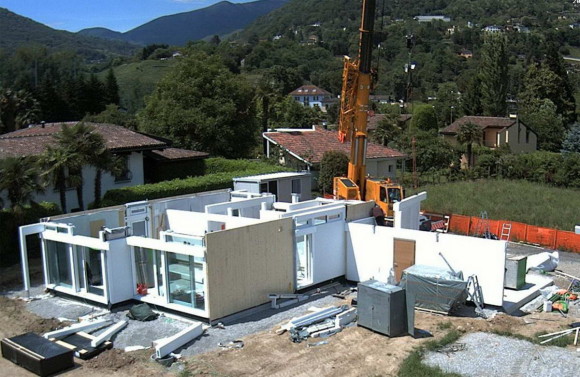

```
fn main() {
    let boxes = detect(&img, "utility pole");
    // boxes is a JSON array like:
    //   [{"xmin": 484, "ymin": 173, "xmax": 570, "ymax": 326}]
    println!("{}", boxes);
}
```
[{"xmin": 404, "ymin": 34, "xmax": 415, "ymax": 110}]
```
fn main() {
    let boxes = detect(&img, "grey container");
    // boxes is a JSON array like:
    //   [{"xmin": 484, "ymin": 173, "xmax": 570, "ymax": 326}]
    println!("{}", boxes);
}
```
[
  {"xmin": 505, "ymin": 255, "xmax": 527, "ymax": 290},
  {"xmin": 357, "ymin": 280, "xmax": 407, "ymax": 337}
]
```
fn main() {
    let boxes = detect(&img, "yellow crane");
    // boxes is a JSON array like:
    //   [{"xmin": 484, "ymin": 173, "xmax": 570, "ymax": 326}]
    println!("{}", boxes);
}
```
[{"xmin": 333, "ymin": 0, "xmax": 404, "ymax": 217}]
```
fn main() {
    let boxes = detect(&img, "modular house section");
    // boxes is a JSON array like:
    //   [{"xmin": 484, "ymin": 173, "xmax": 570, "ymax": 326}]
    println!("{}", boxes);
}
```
[
  {"xmin": 233, "ymin": 172, "xmax": 312, "ymax": 203},
  {"xmin": 19, "ymin": 186, "xmax": 511, "ymax": 322}
]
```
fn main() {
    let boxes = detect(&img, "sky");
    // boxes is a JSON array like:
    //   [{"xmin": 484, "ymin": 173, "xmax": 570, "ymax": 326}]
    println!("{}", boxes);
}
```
[{"xmin": 0, "ymin": 0, "xmax": 255, "ymax": 32}]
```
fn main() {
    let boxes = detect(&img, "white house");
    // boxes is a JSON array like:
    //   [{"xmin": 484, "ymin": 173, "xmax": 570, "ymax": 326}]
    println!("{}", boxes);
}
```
[
  {"xmin": 0, "ymin": 122, "xmax": 206, "ymax": 211},
  {"xmin": 289, "ymin": 85, "xmax": 335, "ymax": 110}
]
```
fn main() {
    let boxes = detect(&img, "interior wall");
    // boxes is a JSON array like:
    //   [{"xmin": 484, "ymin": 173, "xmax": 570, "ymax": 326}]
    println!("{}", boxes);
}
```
[
  {"xmin": 393, "ymin": 192, "xmax": 426, "ymax": 230},
  {"xmin": 205, "ymin": 218, "xmax": 294, "ymax": 320},
  {"xmin": 53, "ymin": 209, "xmax": 124, "ymax": 237},
  {"xmin": 346, "ymin": 224, "xmax": 506, "ymax": 306},
  {"xmin": 311, "ymin": 219, "xmax": 346, "ymax": 283}
]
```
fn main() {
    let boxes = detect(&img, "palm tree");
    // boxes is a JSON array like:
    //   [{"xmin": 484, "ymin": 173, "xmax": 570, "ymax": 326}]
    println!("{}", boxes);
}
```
[
  {"xmin": 0, "ymin": 88, "xmax": 40, "ymax": 133},
  {"xmin": 0, "ymin": 157, "xmax": 44, "ymax": 213},
  {"xmin": 92, "ymin": 148, "xmax": 123, "ymax": 208},
  {"xmin": 54, "ymin": 123, "xmax": 107, "ymax": 211},
  {"xmin": 457, "ymin": 122, "xmax": 483, "ymax": 168},
  {"xmin": 39, "ymin": 145, "xmax": 80, "ymax": 213}
]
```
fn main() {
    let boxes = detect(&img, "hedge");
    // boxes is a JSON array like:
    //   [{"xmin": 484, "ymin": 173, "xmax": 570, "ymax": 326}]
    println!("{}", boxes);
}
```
[
  {"xmin": 100, "ymin": 160, "xmax": 291, "ymax": 207},
  {"xmin": 0, "ymin": 202, "xmax": 61, "ymax": 267}
]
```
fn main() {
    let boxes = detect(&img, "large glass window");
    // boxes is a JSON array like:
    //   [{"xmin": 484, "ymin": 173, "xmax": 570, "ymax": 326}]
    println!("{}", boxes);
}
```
[
  {"xmin": 46, "ymin": 241, "xmax": 72, "ymax": 288},
  {"xmin": 296, "ymin": 234, "xmax": 312, "ymax": 287},
  {"xmin": 134, "ymin": 247, "xmax": 163, "ymax": 296},
  {"xmin": 167, "ymin": 253, "xmax": 205, "ymax": 310},
  {"xmin": 85, "ymin": 248, "xmax": 104, "ymax": 296}
]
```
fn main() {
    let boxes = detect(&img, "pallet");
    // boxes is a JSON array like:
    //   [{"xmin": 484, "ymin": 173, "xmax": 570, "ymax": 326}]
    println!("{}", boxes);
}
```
[{"xmin": 50, "ymin": 331, "xmax": 112, "ymax": 360}]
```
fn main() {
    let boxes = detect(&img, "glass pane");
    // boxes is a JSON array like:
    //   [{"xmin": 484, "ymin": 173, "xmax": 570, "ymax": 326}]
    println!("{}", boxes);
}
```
[
  {"xmin": 193, "ymin": 256, "xmax": 205, "ymax": 310},
  {"xmin": 167, "ymin": 252, "xmax": 193, "ymax": 307},
  {"xmin": 135, "ymin": 247, "xmax": 155, "ymax": 289},
  {"xmin": 46, "ymin": 241, "xmax": 72, "ymax": 288},
  {"xmin": 132, "ymin": 221, "xmax": 147, "ymax": 237},
  {"xmin": 86, "ymin": 248, "xmax": 104, "ymax": 296},
  {"xmin": 296, "ymin": 235, "xmax": 312, "ymax": 287}
]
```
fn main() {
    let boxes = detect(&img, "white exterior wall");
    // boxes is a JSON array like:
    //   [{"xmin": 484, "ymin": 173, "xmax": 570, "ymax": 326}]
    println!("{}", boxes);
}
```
[
  {"xmin": 106, "ymin": 239, "xmax": 134, "ymax": 304},
  {"xmin": 12, "ymin": 152, "xmax": 145, "ymax": 212},
  {"xmin": 393, "ymin": 192, "xmax": 427, "ymax": 230},
  {"xmin": 233, "ymin": 175, "xmax": 311, "ymax": 202},
  {"xmin": 346, "ymin": 222, "xmax": 506, "ymax": 306},
  {"xmin": 365, "ymin": 158, "xmax": 398, "ymax": 179}
]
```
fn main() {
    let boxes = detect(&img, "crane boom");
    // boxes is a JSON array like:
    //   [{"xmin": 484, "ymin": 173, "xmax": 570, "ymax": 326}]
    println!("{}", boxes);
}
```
[
  {"xmin": 334, "ymin": 0, "xmax": 404, "ymax": 217},
  {"xmin": 337, "ymin": 0, "xmax": 376, "ymax": 196}
]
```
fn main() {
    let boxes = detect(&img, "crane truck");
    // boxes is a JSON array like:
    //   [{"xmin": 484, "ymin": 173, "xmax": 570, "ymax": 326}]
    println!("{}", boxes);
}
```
[{"xmin": 332, "ymin": 0, "xmax": 404, "ymax": 218}]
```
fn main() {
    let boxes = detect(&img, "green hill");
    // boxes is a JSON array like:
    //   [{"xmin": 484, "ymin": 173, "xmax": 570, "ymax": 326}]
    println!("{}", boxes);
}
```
[
  {"xmin": 79, "ymin": 0, "xmax": 289, "ymax": 46},
  {"xmin": 0, "ymin": 8, "xmax": 138, "ymax": 60},
  {"xmin": 98, "ymin": 59, "xmax": 178, "ymax": 113}
]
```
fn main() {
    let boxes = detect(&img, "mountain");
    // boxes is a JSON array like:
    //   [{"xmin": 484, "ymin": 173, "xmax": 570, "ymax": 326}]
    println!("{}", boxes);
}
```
[
  {"xmin": 78, "ymin": 0, "xmax": 289, "ymax": 46},
  {"xmin": 0, "ymin": 8, "xmax": 138, "ymax": 60}
]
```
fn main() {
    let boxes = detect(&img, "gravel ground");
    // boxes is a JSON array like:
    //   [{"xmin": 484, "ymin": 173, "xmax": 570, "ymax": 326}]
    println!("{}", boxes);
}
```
[{"xmin": 424, "ymin": 332, "xmax": 580, "ymax": 377}]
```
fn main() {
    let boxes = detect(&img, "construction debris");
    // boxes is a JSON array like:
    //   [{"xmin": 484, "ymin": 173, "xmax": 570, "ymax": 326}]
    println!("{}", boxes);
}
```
[
  {"xmin": 278, "ymin": 305, "xmax": 356, "ymax": 344},
  {"xmin": 43, "ymin": 319, "xmax": 112, "ymax": 340},
  {"xmin": 153, "ymin": 322, "xmax": 204, "ymax": 359},
  {"xmin": 269, "ymin": 293, "xmax": 309, "ymax": 309},
  {"xmin": 218, "ymin": 340, "xmax": 244, "ymax": 349}
]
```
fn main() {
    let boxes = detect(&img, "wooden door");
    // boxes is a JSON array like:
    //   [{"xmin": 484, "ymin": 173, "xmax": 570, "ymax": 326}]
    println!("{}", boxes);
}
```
[{"xmin": 393, "ymin": 239, "xmax": 415, "ymax": 282}]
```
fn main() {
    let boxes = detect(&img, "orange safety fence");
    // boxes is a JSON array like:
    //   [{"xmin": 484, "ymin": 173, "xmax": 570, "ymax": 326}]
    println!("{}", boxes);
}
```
[{"xmin": 446, "ymin": 214, "xmax": 580, "ymax": 253}]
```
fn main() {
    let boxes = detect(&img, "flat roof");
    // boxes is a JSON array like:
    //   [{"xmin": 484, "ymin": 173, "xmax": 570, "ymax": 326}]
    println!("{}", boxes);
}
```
[{"xmin": 233, "ymin": 171, "xmax": 311, "ymax": 182}]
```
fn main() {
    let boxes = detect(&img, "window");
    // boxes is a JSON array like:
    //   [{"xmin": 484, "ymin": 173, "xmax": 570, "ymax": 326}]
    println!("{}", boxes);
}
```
[
  {"xmin": 526, "ymin": 129, "xmax": 530, "ymax": 143},
  {"xmin": 296, "ymin": 234, "xmax": 312, "ymax": 287},
  {"xmin": 78, "ymin": 247, "xmax": 104, "ymax": 296},
  {"xmin": 114, "ymin": 155, "xmax": 132, "ymax": 182},
  {"xmin": 328, "ymin": 213, "xmax": 341, "ymax": 222},
  {"xmin": 46, "ymin": 241, "xmax": 72, "ymax": 288},
  {"xmin": 260, "ymin": 183, "xmax": 267, "ymax": 193},
  {"xmin": 388, "ymin": 165, "xmax": 393, "ymax": 173},
  {"xmin": 313, "ymin": 216, "xmax": 327, "ymax": 225},
  {"xmin": 292, "ymin": 179, "xmax": 301, "ymax": 194},
  {"xmin": 267, "ymin": 180, "xmax": 278, "ymax": 198},
  {"xmin": 167, "ymin": 252, "xmax": 205, "ymax": 310}
]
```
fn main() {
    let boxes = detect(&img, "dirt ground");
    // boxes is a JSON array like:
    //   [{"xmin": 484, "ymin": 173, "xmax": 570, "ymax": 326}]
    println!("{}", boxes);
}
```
[{"xmin": 1, "ymin": 254, "xmax": 578, "ymax": 377}]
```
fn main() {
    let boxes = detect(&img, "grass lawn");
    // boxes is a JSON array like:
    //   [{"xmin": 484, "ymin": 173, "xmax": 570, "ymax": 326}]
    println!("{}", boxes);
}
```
[{"xmin": 409, "ymin": 179, "xmax": 580, "ymax": 231}]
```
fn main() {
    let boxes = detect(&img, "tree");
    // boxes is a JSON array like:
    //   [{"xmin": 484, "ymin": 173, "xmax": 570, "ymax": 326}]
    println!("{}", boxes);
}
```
[
  {"xmin": 461, "ymin": 74, "xmax": 483, "ymax": 116},
  {"xmin": 562, "ymin": 123, "xmax": 580, "ymax": 154},
  {"xmin": 269, "ymin": 96, "xmax": 317, "ymax": 129},
  {"xmin": 318, "ymin": 151, "xmax": 349, "ymax": 194},
  {"xmin": 371, "ymin": 107, "xmax": 401, "ymax": 146},
  {"xmin": 411, "ymin": 104, "xmax": 438, "ymax": 132},
  {"xmin": 544, "ymin": 42, "xmax": 576, "ymax": 125},
  {"xmin": 521, "ymin": 98, "xmax": 565, "ymax": 152},
  {"xmin": 479, "ymin": 34, "xmax": 508, "ymax": 117},
  {"xmin": 457, "ymin": 122, "xmax": 482, "ymax": 168},
  {"xmin": 104, "ymin": 69, "xmax": 120, "ymax": 106},
  {"xmin": 84, "ymin": 104, "xmax": 138, "ymax": 130},
  {"xmin": 139, "ymin": 51, "xmax": 258, "ymax": 158},
  {"xmin": 433, "ymin": 82, "xmax": 461, "ymax": 127},
  {"xmin": 0, "ymin": 157, "xmax": 43, "ymax": 212},
  {"xmin": 54, "ymin": 123, "xmax": 107, "ymax": 211},
  {"xmin": 0, "ymin": 88, "xmax": 40, "ymax": 133},
  {"xmin": 39, "ymin": 145, "xmax": 79, "ymax": 213}
]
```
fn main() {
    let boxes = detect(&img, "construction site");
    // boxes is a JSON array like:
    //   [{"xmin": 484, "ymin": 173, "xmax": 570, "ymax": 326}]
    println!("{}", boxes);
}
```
[{"xmin": 1, "ymin": 0, "xmax": 580, "ymax": 376}]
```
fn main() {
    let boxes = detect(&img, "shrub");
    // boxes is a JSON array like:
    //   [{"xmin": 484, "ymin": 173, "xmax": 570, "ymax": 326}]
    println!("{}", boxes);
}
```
[
  {"xmin": 101, "ymin": 160, "xmax": 290, "ymax": 207},
  {"xmin": 318, "ymin": 151, "xmax": 349, "ymax": 194}
]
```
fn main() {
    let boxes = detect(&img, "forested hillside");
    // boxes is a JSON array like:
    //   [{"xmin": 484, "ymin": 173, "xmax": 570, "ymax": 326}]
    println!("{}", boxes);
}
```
[{"xmin": 0, "ymin": 8, "xmax": 137, "ymax": 60}]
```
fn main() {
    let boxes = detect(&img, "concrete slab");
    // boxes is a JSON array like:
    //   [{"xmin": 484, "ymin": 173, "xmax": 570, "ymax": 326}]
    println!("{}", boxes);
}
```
[{"xmin": 502, "ymin": 273, "xmax": 554, "ymax": 314}]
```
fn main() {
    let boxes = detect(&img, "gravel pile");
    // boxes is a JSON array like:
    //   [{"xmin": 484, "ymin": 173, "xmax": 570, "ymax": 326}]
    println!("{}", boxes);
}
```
[{"xmin": 424, "ymin": 332, "xmax": 580, "ymax": 377}]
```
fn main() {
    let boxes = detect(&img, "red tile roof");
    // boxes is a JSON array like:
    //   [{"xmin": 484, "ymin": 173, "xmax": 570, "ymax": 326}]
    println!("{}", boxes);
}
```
[
  {"xmin": 367, "ymin": 113, "xmax": 412, "ymax": 131},
  {"xmin": 0, "ymin": 122, "xmax": 167, "ymax": 158},
  {"xmin": 146, "ymin": 148, "xmax": 209, "ymax": 161},
  {"xmin": 289, "ymin": 85, "xmax": 331, "ymax": 97},
  {"xmin": 441, "ymin": 116, "xmax": 517, "ymax": 135},
  {"xmin": 264, "ymin": 126, "xmax": 406, "ymax": 165}
]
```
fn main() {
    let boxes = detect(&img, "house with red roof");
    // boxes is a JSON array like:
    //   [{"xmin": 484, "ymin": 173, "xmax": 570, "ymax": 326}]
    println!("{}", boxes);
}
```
[
  {"xmin": 0, "ymin": 122, "xmax": 208, "ymax": 211},
  {"xmin": 440, "ymin": 116, "xmax": 537, "ymax": 153},
  {"xmin": 263, "ymin": 126, "xmax": 406, "ymax": 182}
]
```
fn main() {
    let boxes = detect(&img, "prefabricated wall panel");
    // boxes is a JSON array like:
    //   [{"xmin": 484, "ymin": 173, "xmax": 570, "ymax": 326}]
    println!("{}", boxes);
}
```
[
  {"xmin": 346, "ymin": 223, "xmax": 506, "ymax": 306},
  {"xmin": 50, "ymin": 209, "xmax": 124, "ymax": 237},
  {"xmin": 205, "ymin": 218, "xmax": 294, "ymax": 320},
  {"xmin": 105, "ymin": 239, "xmax": 135, "ymax": 304},
  {"xmin": 308, "ymin": 218, "xmax": 347, "ymax": 284},
  {"xmin": 345, "ymin": 201, "xmax": 375, "ymax": 222}
]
